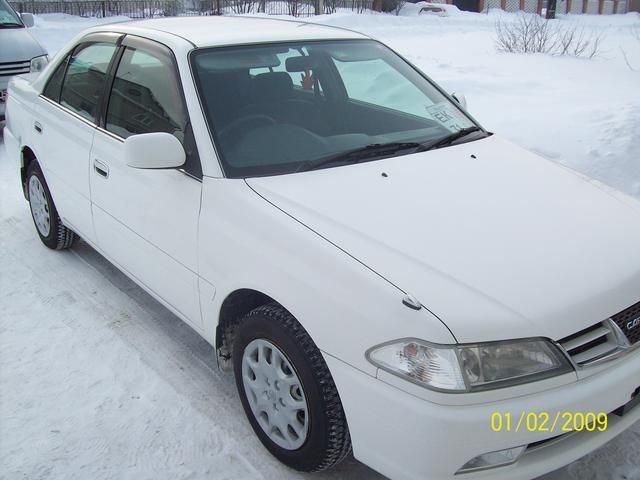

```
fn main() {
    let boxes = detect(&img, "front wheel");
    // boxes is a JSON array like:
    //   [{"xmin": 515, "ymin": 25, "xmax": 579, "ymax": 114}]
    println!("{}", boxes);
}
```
[
  {"xmin": 233, "ymin": 304, "xmax": 352, "ymax": 472},
  {"xmin": 26, "ymin": 162, "xmax": 76, "ymax": 250}
]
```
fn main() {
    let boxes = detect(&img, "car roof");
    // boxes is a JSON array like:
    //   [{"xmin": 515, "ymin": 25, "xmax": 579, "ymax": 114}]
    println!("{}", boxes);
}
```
[{"xmin": 118, "ymin": 16, "xmax": 368, "ymax": 47}]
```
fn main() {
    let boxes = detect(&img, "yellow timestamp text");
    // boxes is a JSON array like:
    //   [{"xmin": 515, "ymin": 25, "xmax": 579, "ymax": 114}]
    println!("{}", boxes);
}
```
[{"xmin": 490, "ymin": 411, "xmax": 608, "ymax": 433}]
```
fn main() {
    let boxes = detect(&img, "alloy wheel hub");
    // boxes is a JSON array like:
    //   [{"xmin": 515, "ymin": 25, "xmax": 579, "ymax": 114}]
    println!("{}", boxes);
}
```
[
  {"xmin": 241, "ymin": 338, "xmax": 309, "ymax": 450},
  {"xmin": 28, "ymin": 176, "xmax": 51, "ymax": 237}
]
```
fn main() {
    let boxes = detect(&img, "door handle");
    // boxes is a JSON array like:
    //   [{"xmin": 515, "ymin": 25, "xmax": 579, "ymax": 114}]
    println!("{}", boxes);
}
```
[
  {"xmin": 94, "ymin": 159, "xmax": 109, "ymax": 179},
  {"xmin": 34, "ymin": 122, "xmax": 43, "ymax": 134}
]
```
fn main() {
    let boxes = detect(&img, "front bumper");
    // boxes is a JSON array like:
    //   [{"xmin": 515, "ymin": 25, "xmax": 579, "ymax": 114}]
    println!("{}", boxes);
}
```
[{"xmin": 325, "ymin": 347, "xmax": 640, "ymax": 480}]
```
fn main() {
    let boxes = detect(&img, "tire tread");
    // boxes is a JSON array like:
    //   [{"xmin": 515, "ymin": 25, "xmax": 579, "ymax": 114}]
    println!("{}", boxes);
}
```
[
  {"xmin": 241, "ymin": 303, "xmax": 352, "ymax": 472},
  {"xmin": 27, "ymin": 162, "xmax": 76, "ymax": 250}
]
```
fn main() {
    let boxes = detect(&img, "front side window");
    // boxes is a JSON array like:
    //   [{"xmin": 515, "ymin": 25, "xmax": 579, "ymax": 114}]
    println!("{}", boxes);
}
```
[
  {"xmin": 59, "ymin": 42, "xmax": 118, "ymax": 122},
  {"xmin": 0, "ymin": 0, "xmax": 22, "ymax": 27},
  {"xmin": 192, "ymin": 40, "xmax": 481, "ymax": 178},
  {"xmin": 106, "ymin": 47, "xmax": 187, "ymax": 139},
  {"xmin": 106, "ymin": 44, "xmax": 200, "ymax": 177}
]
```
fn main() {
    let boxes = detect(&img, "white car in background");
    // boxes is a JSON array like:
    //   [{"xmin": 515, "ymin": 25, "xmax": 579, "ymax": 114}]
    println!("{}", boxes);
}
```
[
  {"xmin": 0, "ymin": 0, "xmax": 48, "ymax": 121},
  {"xmin": 4, "ymin": 16, "xmax": 640, "ymax": 480}
]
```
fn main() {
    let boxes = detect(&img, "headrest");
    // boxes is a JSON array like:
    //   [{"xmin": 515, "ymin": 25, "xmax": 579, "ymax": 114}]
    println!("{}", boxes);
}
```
[{"xmin": 252, "ymin": 72, "xmax": 293, "ymax": 100}]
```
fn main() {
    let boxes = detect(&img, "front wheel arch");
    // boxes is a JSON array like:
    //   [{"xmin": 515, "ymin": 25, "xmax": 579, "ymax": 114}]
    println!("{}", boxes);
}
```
[
  {"xmin": 216, "ymin": 288, "xmax": 277, "ymax": 369},
  {"xmin": 233, "ymin": 303, "xmax": 352, "ymax": 471}
]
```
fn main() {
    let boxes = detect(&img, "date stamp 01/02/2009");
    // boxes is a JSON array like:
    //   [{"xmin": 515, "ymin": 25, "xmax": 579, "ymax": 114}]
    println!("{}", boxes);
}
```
[{"xmin": 490, "ymin": 411, "xmax": 608, "ymax": 434}]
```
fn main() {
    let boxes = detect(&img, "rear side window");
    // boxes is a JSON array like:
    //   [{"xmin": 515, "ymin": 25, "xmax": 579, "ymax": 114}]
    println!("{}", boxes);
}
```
[
  {"xmin": 59, "ymin": 42, "xmax": 118, "ymax": 122},
  {"xmin": 43, "ymin": 56, "xmax": 69, "ymax": 102},
  {"xmin": 106, "ymin": 45, "xmax": 201, "ymax": 177}
]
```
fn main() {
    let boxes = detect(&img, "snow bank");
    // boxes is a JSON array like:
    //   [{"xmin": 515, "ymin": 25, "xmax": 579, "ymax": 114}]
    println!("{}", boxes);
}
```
[{"xmin": 310, "ymin": 11, "xmax": 640, "ymax": 197}]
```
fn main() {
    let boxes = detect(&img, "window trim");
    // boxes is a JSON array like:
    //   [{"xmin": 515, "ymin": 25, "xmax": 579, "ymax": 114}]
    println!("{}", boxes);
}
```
[
  {"xmin": 99, "ymin": 34, "xmax": 203, "ymax": 179},
  {"xmin": 41, "ymin": 33, "xmax": 124, "ymax": 125}
]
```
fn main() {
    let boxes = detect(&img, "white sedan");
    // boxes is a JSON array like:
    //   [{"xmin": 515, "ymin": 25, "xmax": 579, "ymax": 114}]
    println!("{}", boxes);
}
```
[{"xmin": 4, "ymin": 16, "xmax": 640, "ymax": 480}]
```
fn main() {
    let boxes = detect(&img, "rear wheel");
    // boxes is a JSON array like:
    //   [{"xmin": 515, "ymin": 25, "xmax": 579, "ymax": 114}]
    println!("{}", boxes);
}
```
[
  {"xmin": 233, "ymin": 304, "xmax": 351, "ymax": 472},
  {"xmin": 26, "ymin": 162, "xmax": 76, "ymax": 250}
]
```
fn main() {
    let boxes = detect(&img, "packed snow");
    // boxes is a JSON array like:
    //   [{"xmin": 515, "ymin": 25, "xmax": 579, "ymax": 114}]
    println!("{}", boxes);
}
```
[{"xmin": 1, "ymin": 9, "xmax": 639, "ymax": 480}]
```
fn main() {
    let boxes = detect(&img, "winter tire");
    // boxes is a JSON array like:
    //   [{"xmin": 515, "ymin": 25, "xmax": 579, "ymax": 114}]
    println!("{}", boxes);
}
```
[
  {"xmin": 27, "ymin": 162, "xmax": 76, "ymax": 250},
  {"xmin": 233, "ymin": 303, "xmax": 352, "ymax": 472}
]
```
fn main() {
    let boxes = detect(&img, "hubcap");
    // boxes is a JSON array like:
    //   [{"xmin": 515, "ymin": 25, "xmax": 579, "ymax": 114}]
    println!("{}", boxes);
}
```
[
  {"xmin": 241, "ymin": 338, "xmax": 309, "ymax": 450},
  {"xmin": 28, "ymin": 176, "xmax": 51, "ymax": 237}
]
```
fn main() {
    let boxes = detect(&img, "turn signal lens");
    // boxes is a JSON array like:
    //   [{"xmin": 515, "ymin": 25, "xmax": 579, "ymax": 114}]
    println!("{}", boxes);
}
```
[{"xmin": 366, "ymin": 340, "xmax": 465, "ymax": 391}]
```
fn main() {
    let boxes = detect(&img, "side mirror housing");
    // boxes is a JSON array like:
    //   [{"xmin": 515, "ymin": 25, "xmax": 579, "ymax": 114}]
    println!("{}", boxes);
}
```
[
  {"xmin": 124, "ymin": 132, "xmax": 186, "ymax": 170},
  {"xmin": 20, "ymin": 13, "xmax": 34, "ymax": 28},
  {"xmin": 451, "ymin": 92, "xmax": 468, "ymax": 110}
]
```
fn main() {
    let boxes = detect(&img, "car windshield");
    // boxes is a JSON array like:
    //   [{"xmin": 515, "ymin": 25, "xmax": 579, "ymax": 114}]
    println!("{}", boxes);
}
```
[
  {"xmin": 192, "ymin": 39, "xmax": 483, "ymax": 178},
  {"xmin": 0, "ymin": 0, "xmax": 23, "ymax": 27}
]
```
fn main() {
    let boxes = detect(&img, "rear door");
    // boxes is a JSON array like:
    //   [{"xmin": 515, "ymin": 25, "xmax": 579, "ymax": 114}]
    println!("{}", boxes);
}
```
[
  {"xmin": 34, "ymin": 34, "xmax": 121, "ymax": 243},
  {"xmin": 89, "ymin": 35, "xmax": 203, "ymax": 327}
]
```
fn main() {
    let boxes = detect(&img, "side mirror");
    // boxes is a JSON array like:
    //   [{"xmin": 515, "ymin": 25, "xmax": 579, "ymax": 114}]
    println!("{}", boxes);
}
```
[
  {"xmin": 20, "ymin": 13, "xmax": 34, "ymax": 28},
  {"xmin": 451, "ymin": 92, "xmax": 468, "ymax": 110},
  {"xmin": 124, "ymin": 132, "xmax": 185, "ymax": 170}
]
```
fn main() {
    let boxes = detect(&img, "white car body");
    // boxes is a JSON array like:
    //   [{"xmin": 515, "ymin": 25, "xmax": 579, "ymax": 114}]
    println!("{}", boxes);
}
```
[{"xmin": 4, "ymin": 16, "xmax": 640, "ymax": 480}]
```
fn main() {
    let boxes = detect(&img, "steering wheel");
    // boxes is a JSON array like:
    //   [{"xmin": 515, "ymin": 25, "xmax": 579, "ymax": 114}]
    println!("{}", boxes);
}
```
[{"xmin": 218, "ymin": 114, "xmax": 276, "ymax": 142}]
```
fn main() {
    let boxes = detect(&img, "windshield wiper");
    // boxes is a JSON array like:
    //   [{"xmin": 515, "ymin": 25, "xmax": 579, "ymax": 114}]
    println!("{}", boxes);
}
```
[
  {"xmin": 416, "ymin": 126, "xmax": 485, "ymax": 152},
  {"xmin": 297, "ymin": 142, "xmax": 421, "ymax": 173},
  {"xmin": 0, "ymin": 22, "xmax": 23, "ymax": 28}
]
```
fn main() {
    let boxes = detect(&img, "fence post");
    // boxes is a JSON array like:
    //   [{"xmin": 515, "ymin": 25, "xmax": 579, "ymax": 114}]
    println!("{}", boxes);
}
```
[
  {"xmin": 582, "ymin": 0, "xmax": 587, "ymax": 12},
  {"xmin": 316, "ymin": 0, "xmax": 323, "ymax": 13},
  {"xmin": 536, "ymin": 0, "xmax": 542, "ymax": 13},
  {"xmin": 597, "ymin": 0, "xmax": 603, "ymax": 12}
]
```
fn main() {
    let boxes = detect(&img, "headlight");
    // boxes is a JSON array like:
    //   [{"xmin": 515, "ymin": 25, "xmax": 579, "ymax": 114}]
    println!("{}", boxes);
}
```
[
  {"xmin": 30, "ymin": 55, "xmax": 49, "ymax": 73},
  {"xmin": 366, "ymin": 338, "xmax": 573, "ymax": 392}
]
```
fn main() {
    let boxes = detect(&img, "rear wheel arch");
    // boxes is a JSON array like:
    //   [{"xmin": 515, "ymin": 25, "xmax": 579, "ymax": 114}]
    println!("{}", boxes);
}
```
[{"xmin": 20, "ymin": 146, "xmax": 37, "ymax": 199}]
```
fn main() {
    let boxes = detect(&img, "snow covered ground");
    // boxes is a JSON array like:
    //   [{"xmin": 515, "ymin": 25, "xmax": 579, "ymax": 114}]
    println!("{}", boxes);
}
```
[{"xmin": 1, "ymin": 10, "xmax": 640, "ymax": 480}]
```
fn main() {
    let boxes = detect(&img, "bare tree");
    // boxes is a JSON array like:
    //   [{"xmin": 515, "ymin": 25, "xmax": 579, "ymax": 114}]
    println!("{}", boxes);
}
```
[
  {"xmin": 229, "ymin": 0, "xmax": 257, "ymax": 13},
  {"xmin": 495, "ymin": 13, "xmax": 603, "ymax": 58},
  {"xmin": 287, "ymin": 0, "xmax": 301, "ymax": 15},
  {"xmin": 324, "ymin": 0, "xmax": 339, "ymax": 13}
]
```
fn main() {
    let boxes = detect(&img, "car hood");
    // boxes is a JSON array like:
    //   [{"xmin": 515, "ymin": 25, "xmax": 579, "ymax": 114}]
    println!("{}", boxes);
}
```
[
  {"xmin": 0, "ymin": 27, "xmax": 46, "ymax": 63},
  {"xmin": 246, "ymin": 135, "xmax": 640, "ymax": 343}
]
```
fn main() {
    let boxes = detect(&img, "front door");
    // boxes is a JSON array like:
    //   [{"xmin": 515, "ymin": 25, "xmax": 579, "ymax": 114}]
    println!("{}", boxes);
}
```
[{"xmin": 89, "ymin": 35, "xmax": 203, "ymax": 327}]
